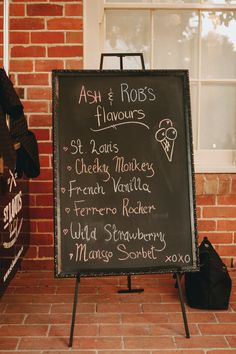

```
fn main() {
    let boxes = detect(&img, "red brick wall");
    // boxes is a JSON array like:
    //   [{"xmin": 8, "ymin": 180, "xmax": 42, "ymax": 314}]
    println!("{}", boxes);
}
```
[
  {"xmin": 3, "ymin": 1, "xmax": 236, "ymax": 270},
  {"xmin": 0, "ymin": 2, "xmax": 3, "ymax": 66},
  {"xmin": 6, "ymin": 0, "xmax": 83, "ymax": 270},
  {"xmin": 196, "ymin": 174, "xmax": 236, "ymax": 268},
  {"xmin": 0, "ymin": 1, "xmax": 3, "ymax": 67}
]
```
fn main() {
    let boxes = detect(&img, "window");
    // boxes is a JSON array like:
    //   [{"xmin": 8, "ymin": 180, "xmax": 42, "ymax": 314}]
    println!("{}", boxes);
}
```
[{"xmin": 84, "ymin": 0, "xmax": 236, "ymax": 172}]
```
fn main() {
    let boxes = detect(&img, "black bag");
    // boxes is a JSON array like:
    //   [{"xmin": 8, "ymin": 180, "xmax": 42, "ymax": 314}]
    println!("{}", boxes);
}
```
[
  {"xmin": 15, "ymin": 131, "xmax": 40, "ymax": 178},
  {"xmin": 185, "ymin": 237, "xmax": 232, "ymax": 310}
]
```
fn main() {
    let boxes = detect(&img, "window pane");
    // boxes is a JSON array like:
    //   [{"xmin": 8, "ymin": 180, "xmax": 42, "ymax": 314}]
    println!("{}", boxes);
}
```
[
  {"xmin": 200, "ymin": 84, "xmax": 236, "ymax": 149},
  {"xmin": 202, "ymin": 0, "xmax": 236, "ymax": 3},
  {"xmin": 106, "ymin": 0, "xmax": 199, "ymax": 2},
  {"xmin": 153, "ymin": 11, "xmax": 199, "ymax": 78},
  {"xmin": 105, "ymin": 10, "xmax": 151, "ymax": 68},
  {"xmin": 106, "ymin": 0, "xmax": 151, "ymax": 3},
  {"xmin": 152, "ymin": 0, "xmax": 199, "ymax": 2},
  {"xmin": 201, "ymin": 11, "xmax": 236, "ymax": 79},
  {"xmin": 105, "ymin": 0, "xmax": 152, "ymax": 4}
]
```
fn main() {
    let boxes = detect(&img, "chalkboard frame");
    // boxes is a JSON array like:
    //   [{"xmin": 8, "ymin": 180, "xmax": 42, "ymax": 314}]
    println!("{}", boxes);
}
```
[{"xmin": 53, "ymin": 69, "xmax": 198, "ymax": 278}]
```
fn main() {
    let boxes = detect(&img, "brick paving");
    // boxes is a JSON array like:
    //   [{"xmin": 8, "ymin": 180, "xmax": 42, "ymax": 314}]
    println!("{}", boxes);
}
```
[{"xmin": 0, "ymin": 270, "xmax": 236, "ymax": 353}]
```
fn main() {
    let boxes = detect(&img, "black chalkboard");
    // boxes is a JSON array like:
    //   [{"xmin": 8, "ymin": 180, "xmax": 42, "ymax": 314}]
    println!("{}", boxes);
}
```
[{"xmin": 53, "ymin": 70, "xmax": 198, "ymax": 278}]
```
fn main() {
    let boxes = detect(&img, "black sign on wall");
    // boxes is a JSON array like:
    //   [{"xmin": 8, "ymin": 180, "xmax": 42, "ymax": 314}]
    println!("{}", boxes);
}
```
[
  {"xmin": 53, "ymin": 70, "xmax": 198, "ymax": 278},
  {"xmin": 0, "ymin": 169, "xmax": 29, "ymax": 296}
]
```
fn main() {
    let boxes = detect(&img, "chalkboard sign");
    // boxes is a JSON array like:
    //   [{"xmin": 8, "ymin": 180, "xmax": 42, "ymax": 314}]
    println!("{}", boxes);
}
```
[{"xmin": 53, "ymin": 70, "xmax": 198, "ymax": 278}]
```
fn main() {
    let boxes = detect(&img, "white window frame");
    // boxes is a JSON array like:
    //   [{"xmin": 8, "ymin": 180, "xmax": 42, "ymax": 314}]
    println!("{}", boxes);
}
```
[{"xmin": 83, "ymin": 0, "xmax": 236, "ymax": 173}]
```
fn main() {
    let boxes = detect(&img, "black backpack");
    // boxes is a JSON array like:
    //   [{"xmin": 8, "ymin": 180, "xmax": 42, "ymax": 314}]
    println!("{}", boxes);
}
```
[{"xmin": 185, "ymin": 237, "xmax": 232, "ymax": 310}]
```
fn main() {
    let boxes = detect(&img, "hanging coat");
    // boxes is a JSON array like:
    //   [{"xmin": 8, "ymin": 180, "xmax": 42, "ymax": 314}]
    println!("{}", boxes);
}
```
[
  {"xmin": 0, "ymin": 68, "xmax": 40, "ymax": 178},
  {"xmin": 0, "ymin": 104, "xmax": 15, "ymax": 170}
]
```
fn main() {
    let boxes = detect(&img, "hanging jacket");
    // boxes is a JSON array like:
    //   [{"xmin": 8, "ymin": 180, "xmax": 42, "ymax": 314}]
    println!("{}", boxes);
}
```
[
  {"xmin": 0, "ymin": 68, "xmax": 40, "ymax": 178},
  {"xmin": 0, "ymin": 104, "xmax": 15, "ymax": 170}
]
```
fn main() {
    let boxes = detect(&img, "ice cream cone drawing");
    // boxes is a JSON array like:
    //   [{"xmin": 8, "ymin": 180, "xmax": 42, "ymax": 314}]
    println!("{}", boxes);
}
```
[{"xmin": 155, "ymin": 119, "xmax": 177, "ymax": 162}]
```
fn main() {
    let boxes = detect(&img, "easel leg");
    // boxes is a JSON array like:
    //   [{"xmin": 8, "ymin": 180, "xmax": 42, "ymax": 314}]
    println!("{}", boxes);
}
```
[
  {"xmin": 69, "ymin": 275, "xmax": 80, "ymax": 348},
  {"xmin": 175, "ymin": 272, "xmax": 190, "ymax": 338},
  {"xmin": 118, "ymin": 274, "xmax": 144, "ymax": 293}
]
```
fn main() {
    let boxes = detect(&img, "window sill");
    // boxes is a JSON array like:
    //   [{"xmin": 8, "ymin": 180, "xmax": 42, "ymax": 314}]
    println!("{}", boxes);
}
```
[{"xmin": 194, "ymin": 150, "xmax": 236, "ymax": 173}]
